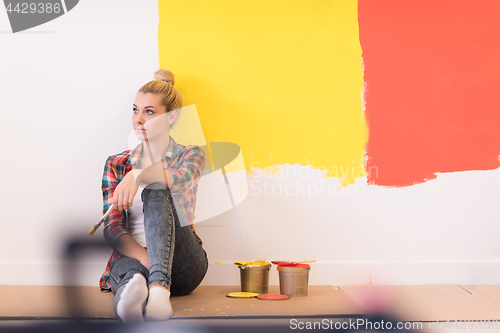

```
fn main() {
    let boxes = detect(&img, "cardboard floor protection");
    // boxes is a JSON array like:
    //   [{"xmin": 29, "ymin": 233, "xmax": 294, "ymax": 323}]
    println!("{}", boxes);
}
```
[
  {"xmin": 0, "ymin": 285, "xmax": 363, "ymax": 319},
  {"xmin": 3, "ymin": 284, "xmax": 499, "ymax": 321},
  {"xmin": 340, "ymin": 285, "xmax": 500, "ymax": 322}
]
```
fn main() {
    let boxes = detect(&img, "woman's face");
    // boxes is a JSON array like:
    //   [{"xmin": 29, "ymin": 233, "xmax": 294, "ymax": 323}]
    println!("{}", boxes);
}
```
[{"xmin": 132, "ymin": 92, "xmax": 174, "ymax": 142}]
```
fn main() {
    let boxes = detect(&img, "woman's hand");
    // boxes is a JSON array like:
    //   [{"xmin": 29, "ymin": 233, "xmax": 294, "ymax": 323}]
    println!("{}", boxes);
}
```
[{"xmin": 112, "ymin": 171, "xmax": 140, "ymax": 211}]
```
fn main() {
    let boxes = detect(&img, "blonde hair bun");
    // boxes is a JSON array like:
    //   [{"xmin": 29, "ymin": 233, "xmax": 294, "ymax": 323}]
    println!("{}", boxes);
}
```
[
  {"xmin": 154, "ymin": 69, "xmax": 175, "ymax": 85},
  {"xmin": 139, "ymin": 68, "xmax": 182, "ymax": 112}
]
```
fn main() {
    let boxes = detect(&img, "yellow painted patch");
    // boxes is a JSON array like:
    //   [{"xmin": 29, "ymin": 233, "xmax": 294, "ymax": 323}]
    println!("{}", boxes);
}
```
[{"xmin": 159, "ymin": 1, "xmax": 366, "ymax": 185}]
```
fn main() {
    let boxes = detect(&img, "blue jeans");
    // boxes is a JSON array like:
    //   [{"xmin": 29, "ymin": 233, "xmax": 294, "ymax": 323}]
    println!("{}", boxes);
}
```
[{"xmin": 110, "ymin": 182, "xmax": 208, "ymax": 315}]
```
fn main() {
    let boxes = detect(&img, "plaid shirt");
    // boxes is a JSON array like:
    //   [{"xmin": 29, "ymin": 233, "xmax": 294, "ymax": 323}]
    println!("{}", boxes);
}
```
[{"xmin": 99, "ymin": 136, "xmax": 205, "ymax": 292}]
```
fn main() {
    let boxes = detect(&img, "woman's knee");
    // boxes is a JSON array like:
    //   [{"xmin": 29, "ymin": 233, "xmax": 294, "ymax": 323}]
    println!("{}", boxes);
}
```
[
  {"xmin": 145, "ymin": 182, "xmax": 168, "ymax": 190},
  {"xmin": 142, "ymin": 182, "xmax": 172, "ymax": 202}
]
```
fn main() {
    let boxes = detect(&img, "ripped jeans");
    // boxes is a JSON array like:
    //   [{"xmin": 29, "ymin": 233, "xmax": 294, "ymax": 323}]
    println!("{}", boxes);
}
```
[{"xmin": 109, "ymin": 182, "xmax": 208, "ymax": 315}]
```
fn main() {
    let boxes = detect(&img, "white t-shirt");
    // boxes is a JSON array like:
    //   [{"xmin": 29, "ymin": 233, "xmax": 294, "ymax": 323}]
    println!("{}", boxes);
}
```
[{"xmin": 127, "ymin": 185, "xmax": 147, "ymax": 247}]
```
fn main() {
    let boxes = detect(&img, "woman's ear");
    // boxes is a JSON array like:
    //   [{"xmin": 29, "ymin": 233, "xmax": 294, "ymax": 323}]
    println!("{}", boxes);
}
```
[{"xmin": 168, "ymin": 109, "xmax": 178, "ymax": 125}]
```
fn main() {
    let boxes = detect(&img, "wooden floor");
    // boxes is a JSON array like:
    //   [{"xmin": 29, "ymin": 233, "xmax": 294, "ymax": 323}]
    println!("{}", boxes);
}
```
[
  {"xmin": 0, "ymin": 284, "xmax": 499, "ymax": 322},
  {"xmin": 341, "ymin": 285, "xmax": 500, "ymax": 321}
]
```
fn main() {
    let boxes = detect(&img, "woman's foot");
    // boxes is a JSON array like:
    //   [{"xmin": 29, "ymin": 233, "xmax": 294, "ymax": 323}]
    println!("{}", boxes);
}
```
[
  {"xmin": 144, "ymin": 285, "xmax": 173, "ymax": 321},
  {"xmin": 116, "ymin": 273, "xmax": 148, "ymax": 323}
]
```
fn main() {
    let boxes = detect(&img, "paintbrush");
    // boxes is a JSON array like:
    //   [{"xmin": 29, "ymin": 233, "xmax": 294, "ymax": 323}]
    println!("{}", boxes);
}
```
[{"xmin": 88, "ymin": 205, "xmax": 114, "ymax": 235}]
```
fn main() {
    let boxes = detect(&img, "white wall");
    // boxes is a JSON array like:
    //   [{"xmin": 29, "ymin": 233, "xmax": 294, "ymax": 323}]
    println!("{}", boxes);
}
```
[
  {"xmin": 0, "ymin": 0, "xmax": 159, "ymax": 285},
  {"xmin": 1, "ymin": 1, "xmax": 499, "ymax": 287},
  {"xmin": 201, "ymin": 166, "xmax": 500, "ymax": 286}
]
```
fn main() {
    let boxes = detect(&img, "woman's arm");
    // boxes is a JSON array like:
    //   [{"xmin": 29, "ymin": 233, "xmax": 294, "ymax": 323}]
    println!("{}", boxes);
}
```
[
  {"xmin": 111, "ymin": 163, "xmax": 173, "ymax": 212},
  {"xmin": 102, "ymin": 156, "xmax": 129, "ymax": 243},
  {"xmin": 129, "ymin": 145, "xmax": 205, "ymax": 193},
  {"xmin": 165, "ymin": 146, "xmax": 206, "ymax": 194},
  {"xmin": 102, "ymin": 156, "xmax": 148, "ymax": 268},
  {"xmin": 135, "ymin": 160, "xmax": 174, "ymax": 188}
]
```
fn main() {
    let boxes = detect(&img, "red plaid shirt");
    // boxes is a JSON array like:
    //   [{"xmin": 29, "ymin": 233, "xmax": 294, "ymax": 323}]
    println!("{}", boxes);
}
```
[{"xmin": 99, "ymin": 136, "xmax": 205, "ymax": 292}]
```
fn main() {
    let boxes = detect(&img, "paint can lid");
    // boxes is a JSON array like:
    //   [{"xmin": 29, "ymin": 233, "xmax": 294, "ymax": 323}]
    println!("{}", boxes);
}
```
[
  {"xmin": 234, "ymin": 260, "xmax": 271, "ymax": 266},
  {"xmin": 272, "ymin": 260, "xmax": 315, "ymax": 266},
  {"xmin": 226, "ymin": 292, "xmax": 260, "ymax": 298},
  {"xmin": 236, "ymin": 260, "xmax": 271, "ymax": 269},
  {"xmin": 257, "ymin": 294, "xmax": 290, "ymax": 300}
]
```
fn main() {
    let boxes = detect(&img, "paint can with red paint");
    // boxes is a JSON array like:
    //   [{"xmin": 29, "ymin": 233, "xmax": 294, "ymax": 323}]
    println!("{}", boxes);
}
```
[
  {"xmin": 277, "ymin": 264, "xmax": 311, "ymax": 297},
  {"xmin": 238, "ymin": 263, "xmax": 271, "ymax": 294}
]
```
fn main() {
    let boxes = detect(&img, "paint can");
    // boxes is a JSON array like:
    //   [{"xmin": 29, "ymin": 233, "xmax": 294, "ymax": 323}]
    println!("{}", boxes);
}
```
[
  {"xmin": 239, "ymin": 263, "xmax": 271, "ymax": 294},
  {"xmin": 278, "ymin": 264, "xmax": 310, "ymax": 297}
]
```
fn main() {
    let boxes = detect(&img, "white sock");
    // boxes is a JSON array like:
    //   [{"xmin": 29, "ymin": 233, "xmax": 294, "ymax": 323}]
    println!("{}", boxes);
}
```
[
  {"xmin": 144, "ymin": 287, "xmax": 173, "ymax": 321},
  {"xmin": 116, "ymin": 273, "xmax": 148, "ymax": 323}
]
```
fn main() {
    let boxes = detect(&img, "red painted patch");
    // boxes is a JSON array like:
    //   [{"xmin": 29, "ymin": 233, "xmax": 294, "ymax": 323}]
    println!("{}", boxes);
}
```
[{"xmin": 359, "ymin": 0, "xmax": 500, "ymax": 186}]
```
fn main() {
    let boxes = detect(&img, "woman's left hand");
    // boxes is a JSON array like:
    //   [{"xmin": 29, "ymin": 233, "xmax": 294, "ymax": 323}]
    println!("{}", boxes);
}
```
[{"xmin": 112, "ymin": 171, "xmax": 140, "ymax": 211}]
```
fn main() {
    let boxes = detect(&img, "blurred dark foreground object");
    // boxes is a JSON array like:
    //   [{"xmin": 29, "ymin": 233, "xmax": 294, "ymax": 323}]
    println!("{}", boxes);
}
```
[{"xmin": 0, "ymin": 315, "xmax": 429, "ymax": 333}]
